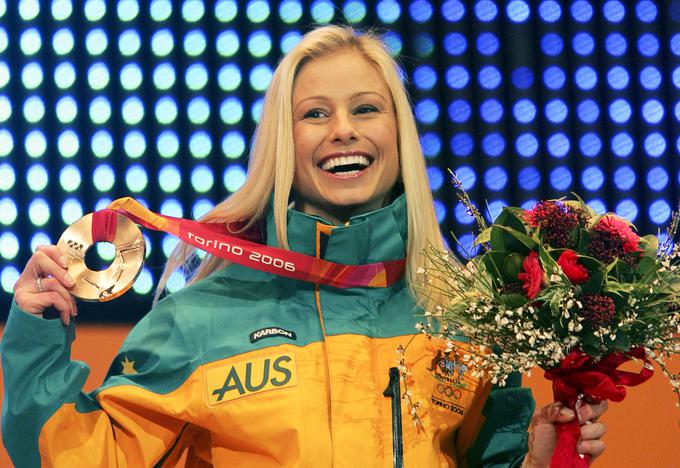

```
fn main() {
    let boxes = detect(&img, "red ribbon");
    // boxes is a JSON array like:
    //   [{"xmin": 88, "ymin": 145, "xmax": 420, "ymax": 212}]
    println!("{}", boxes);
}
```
[
  {"xmin": 544, "ymin": 347, "xmax": 654, "ymax": 468},
  {"xmin": 92, "ymin": 210, "xmax": 118, "ymax": 243}
]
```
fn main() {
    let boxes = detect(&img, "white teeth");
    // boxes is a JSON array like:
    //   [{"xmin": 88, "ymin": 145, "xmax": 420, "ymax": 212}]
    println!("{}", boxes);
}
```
[{"xmin": 320, "ymin": 155, "xmax": 371, "ymax": 171}]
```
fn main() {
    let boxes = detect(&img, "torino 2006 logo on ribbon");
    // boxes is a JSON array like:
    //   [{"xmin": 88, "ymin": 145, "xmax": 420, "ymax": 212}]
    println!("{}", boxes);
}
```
[{"xmin": 187, "ymin": 232, "xmax": 296, "ymax": 273}]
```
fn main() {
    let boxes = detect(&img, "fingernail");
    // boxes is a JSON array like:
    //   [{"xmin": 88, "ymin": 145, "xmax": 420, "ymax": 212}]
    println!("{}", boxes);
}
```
[
  {"xmin": 560, "ymin": 408, "xmax": 574, "ymax": 417},
  {"xmin": 59, "ymin": 256, "xmax": 68, "ymax": 268},
  {"xmin": 64, "ymin": 274, "xmax": 74, "ymax": 285}
]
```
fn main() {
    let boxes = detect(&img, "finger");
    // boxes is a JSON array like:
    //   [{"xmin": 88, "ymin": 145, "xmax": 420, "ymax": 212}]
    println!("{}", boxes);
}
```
[
  {"xmin": 40, "ymin": 277, "xmax": 76, "ymax": 317},
  {"xmin": 578, "ymin": 439, "xmax": 606, "ymax": 458},
  {"xmin": 32, "ymin": 292, "xmax": 72, "ymax": 326},
  {"xmin": 580, "ymin": 421, "xmax": 607, "ymax": 440},
  {"xmin": 35, "ymin": 245, "xmax": 69, "ymax": 269},
  {"xmin": 578, "ymin": 400, "xmax": 608, "ymax": 422},
  {"xmin": 533, "ymin": 402, "xmax": 576, "ymax": 425},
  {"xmin": 32, "ymin": 250, "xmax": 75, "ymax": 290}
]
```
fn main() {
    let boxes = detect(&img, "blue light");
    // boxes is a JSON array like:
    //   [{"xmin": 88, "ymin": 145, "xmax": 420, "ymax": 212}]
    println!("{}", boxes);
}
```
[
  {"xmin": 640, "ymin": 66, "xmax": 661, "ymax": 90},
  {"xmin": 480, "ymin": 99, "xmax": 503, "ymax": 123},
  {"xmin": 611, "ymin": 133, "xmax": 634, "ymax": 157},
  {"xmin": 1, "ymin": 266, "xmax": 20, "ymax": 294},
  {"xmin": 647, "ymin": 167, "xmax": 669, "ymax": 191},
  {"xmin": 28, "ymin": 199, "xmax": 50, "ymax": 226},
  {"xmin": 609, "ymin": 99, "xmax": 632, "ymax": 124},
  {"xmin": 454, "ymin": 166, "xmax": 476, "ymax": 190},
  {"xmin": 581, "ymin": 166, "xmax": 604, "ymax": 191},
  {"xmin": 607, "ymin": 66, "xmax": 629, "ymax": 90},
  {"xmin": 376, "ymin": 0, "xmax": 401, "ymax": 23},
  {"xmin": 575, "ymin": 66, "xmax": 597, "ymax": 90},
  {"xmin": 672, "ymin": 34, "xmax": 680, "ymax": 56},
  {"xmin": 249, "ymin": 64, "xmax": 273, "ymax": 91},
  {"xmin": 193, "ymin": 199, "xmax": 214, "ymax": 220},
  {"xmin": 445, "ymin": 65, "xmax": 469, "ymax": 89},
  {"xmin": 587, "ymin": 199, "xmax": 607, "ymax": 215},
  {"xmin": 573, "ymin": 32, "xmax": 594, "ymax": 56},
  {"xmin": 223, "ymin": 165, "xmax": 247, "ymax": 192},
  {"xmin": 615, "ymin": 199, "xmax": 638, "ymax": 222},
  {"xmin": 30, "ymin": 232, "xmax": 51, "ymax": 253},
  {"xmin": 126, "ymin": 165, "xmax": 148, "ymax": 192},
  {"xmin": 382, "ymin": 31, "xmax": 402, "ymax": 56},
  {"xmin": 511, "ymin": 67, "xmax": 533, "ymax": 89},
  {"xmin": 157, "ymin": 130, "xmax": 179, "ymax": 158},
  {"xmin": 484, "ymin": 167, "xmax": 508, "ymax": 191},
  {"xmin": 310, "ymin": 0, "xmax": 334, "ymax": 22},
  {"xmin": 541, "ymin": 33, "xmax": 563, "ymax": 56},
  {"xmin": 414, "ymin": 33, "xmax": 434, "ymax": 57},
  {"xmin": 221, "ymin": 131, "xmax": 246, "ymax": 159},
  {"xmin": 279, "ymin": 0, "xmax": 303, "ymax": 23},
  {"xmin": 442, "ymin": 0, "xmax": 465, "ymax": 22},
  {"xmin": 93, "ymin": 164, "xmax": 115, "ymax": 192},
  {"xmin": 476, "ymin": 32, "xmax": 498, "ymax": 56},
  {"xmin": 545, "ymin": 99, "xmax": 568, "ymax": 123},
  {"xmin": 644, "ymin": 133, "xmax": 666, "ymax": 158},
  {"xmin": 433, "ymin": 199, "xmax": 445, "ymax": 224},
  {"xmin": 571, "ymin": 0, "xmax": 593, "ymax": 22},
  {"xmin": 549, "ymin": 167, "xmax": 572, "ymax": 191},
  {"xmin": 603, "ymin": 1, "xmax": 625, "ymax": 22},
  {"xmin": 246, "ymin": 0, "xmax": 270, "ymax": 22},
  {"xmin": 605, "ymin": 33, "xmax": 627, "ymax": 56},
  {"xmin": 0, "ymin": 233, "xmax": 19, "ymax": 260},
  {"xmin": 61, "ymin": 199, "xmax": 83, "ymax": 225},
  {"xmin": 218, "ymin": 64, "xmax": 241, "ymax": 91},
  {"xmin": 420, "ymin": 132, "xmax": 441, "ymax": 158},
  {"xmin": 450, "ymin": 133, "xmax": 474, "ymax": 157},
  {"xmin": 0, "ymin": 163, "xmax": 14, "ymax": 191},
  {"xmin": 187, "ymin": 97, "xmax": 210, "ymax": 125},
  {"xmin": 486, "ymin": 201, "xmax": 506, "ymax": 222},
  {"xmin": 518, "ymin": 166, "xmax": 540, "ymax": 190},
  {"xmin": 649, "ymin": 199, "xmax": 671, "ymax": 224},
  {"xmin": 415, "ymin": 99, "xmax": 439, "ymax": 124},
  {"xmin": 456, "ymin": 234, "xmax": 480, "ymax": 259},
  {"xmin": 220, "ymin": 97, "xmax": 244, "ymax": 125},
  {"xmin": 547, "ymin": 133, "xmax": 570, "ymax": 158},
  {"xmin": 614, "ymin": 166, "xmax": 635, "ymax": 190},
  {"xmin": 576, "ymin": 99, "xmax": 600, "ymax": 123},
  {"xmin": 160, "ymin": 199, "xmax": 183, "ymax": 218},
  {"xmin": 673, "ymin": 68, "xmax": 680, "ymax": 88},
  {"xmin": 579, "ymin": 133, "xmax": 602, "ymax": 157},
  {"xmin": 538, "ymin": 1, "xmax": 561, "ymax": 22},
  {"xmin": 445, "ymin": 32, "xmax": 467, "ymax": 56},
  {"xmin": 410, "ymin": 0, "xmax": 433, "ymax": 22},
  {"xmin": 513, "ymin": 99, "xmax": 536, "ymax": 124},
  {"xmin": 344, "ymin": 0, "xmax": 367, "ymax": 23},
  {"xmin": 482, "ymin": 133, "xmax": 505, "ymax": 157},
  {"xmin": 636, "ymin": 1, "xmax": 657, "ymax": 22},
  {"xmin": 191, "ymin": 165, "xmax": 214, "ymax": 193},
  {"xmin": 507, "ymin": 0, "xmax": 530, "ymax": 22},
  {"xmin": 642, "ymin": 100, "xmax": 664, "ymax": 124},
  {"xmin": 676, "ymin": 102, "xmax": 680, "ymax": 121},
  {"xmin": 455, "ymin": 202, "xmax": 475, "ymax": 225},
  {"xmin": 189, "ymin": 131, "xmax": 212, "ymax": 158},
  {"xmin": 427, "ymin": 167, "xmax": 444, "ymax": 191},
  {"xmin": 279, "ymin": 31, "xmax": 301, "ymax": 54},
  {"xmin": 475, "ymin": 0, "xmax": 497, "ymax": 22},
  {"xmin": 0, "ymin": 198, "xmax": 17, "ymax": 225},
  {"xmin": 216, "ymin": 30, "xmax": 239, "ymax": 57},
  {"xmin": 478, "ymin": 66, "xmax": 501, "ymax": 89},
  {"xmin": 413, "ymin": 66, "xmax": 437, "ymax": 90},
  {"xmin": 637, "ymin": 33, "xmax": 659, "ymax": 57},
  {"xmin": 543, "ymin": 66, "xmax": 566, "ymax": 90},
  {"xmin": 516, "ymin": 133, "xmax": 539, "ymax": 158},
  {"xmin": 247, "ymin": 30, "xmax": 272, "ymax": 57}
]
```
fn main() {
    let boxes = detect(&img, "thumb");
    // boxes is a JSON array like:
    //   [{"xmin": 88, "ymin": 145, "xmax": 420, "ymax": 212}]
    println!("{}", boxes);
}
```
[{"xmin": 534, "ymin": 402, "xmax": 576, "ymax": 426}]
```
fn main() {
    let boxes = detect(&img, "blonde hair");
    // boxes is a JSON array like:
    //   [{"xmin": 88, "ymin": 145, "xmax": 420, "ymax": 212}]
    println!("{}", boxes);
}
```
[{"xmin": 155, "ymin": 25, "xmax": 446, "ymax": 307}]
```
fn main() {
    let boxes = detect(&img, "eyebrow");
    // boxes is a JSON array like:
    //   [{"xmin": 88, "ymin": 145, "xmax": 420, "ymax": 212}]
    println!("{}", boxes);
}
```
[{"xmin": 294, "ymin": 91, "xmax": 388, "ymax": 108}]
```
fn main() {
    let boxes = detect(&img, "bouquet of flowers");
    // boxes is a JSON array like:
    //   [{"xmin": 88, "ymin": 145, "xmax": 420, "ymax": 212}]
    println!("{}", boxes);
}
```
[{"xmin": 418, "ymin": 175, "xmax": 680, "ymax": 467}]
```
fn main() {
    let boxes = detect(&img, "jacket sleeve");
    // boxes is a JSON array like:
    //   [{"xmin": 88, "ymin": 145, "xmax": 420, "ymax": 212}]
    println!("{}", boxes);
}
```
[
  {"xmin": 461, "ymin": 373, "xmax": 535, "ymax": 467},
  {"xmin": 1, "ymin": 297, "xmax": 196, "ymax": 467}
]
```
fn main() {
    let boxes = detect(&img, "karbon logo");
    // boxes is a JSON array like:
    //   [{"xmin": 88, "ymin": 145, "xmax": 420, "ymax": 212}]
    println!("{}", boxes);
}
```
[
  {"xmin": 187, "ymin": 232, "xmax": 295, "ymax": 272},
  {"xmin": 205, "ymin": 353, "xmax": 297, "ymax": 405}
]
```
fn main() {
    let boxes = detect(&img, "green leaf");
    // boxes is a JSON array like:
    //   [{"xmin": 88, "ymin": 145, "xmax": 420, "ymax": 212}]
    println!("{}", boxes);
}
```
[
  {"xmin": 473, "ymin": 227, "xmax": 492, "ymax": 247},
  {"xmin": 581, "ymin": 271, "xmax": 604, "ymax": 293},
  {"xmin": 613, "ymin": 333, "xmax": 631, "ymax": 352},
  {"xmin": 640, "ymin": 234, "xmax": 659, "ymax": 257},
  {"xmin": 499, "ymin": 293, "xmax": 527, "ymax": 308},
  {"xmin": 504, "ymin": 253, "xmax": 524, "ymax": 279},
  {"xmin": 576, "ymin": 228, "xmax": 591, "ymax": 253}
]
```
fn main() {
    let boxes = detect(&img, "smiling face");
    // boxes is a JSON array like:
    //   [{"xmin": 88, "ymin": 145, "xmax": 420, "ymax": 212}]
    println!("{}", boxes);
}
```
[{"xmin": 291, "ymin": 49, "xmax": 400, "ymax": 224}]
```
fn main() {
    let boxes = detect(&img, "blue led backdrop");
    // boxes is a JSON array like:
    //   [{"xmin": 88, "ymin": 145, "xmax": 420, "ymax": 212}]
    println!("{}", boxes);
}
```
[{"xmin": 1, "ymin": 0, "xmax": 679, "ymax": 321}]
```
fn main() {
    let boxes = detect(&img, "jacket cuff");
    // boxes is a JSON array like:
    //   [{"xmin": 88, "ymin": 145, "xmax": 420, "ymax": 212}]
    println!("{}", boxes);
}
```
[{"xmin": 6, "ymin": 300, "xmax": 76, "ymax": 345}]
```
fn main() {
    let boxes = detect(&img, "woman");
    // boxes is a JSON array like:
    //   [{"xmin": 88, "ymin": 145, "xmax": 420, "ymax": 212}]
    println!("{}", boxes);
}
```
[{"xmin": 4, "ymin": 26, "xmax": 606, "ymax": 467}]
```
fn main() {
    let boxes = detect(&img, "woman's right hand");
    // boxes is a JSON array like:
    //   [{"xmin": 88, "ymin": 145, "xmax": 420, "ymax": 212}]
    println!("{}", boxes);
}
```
[{"xmin": 13, "ymin": 245, "xmax": 78, "ymax": 325}]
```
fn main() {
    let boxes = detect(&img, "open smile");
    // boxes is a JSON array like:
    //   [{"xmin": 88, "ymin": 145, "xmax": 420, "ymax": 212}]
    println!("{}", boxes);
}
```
[{"xmin": 318, "ymin": 153, "xmax": 374, "ymax": 177}]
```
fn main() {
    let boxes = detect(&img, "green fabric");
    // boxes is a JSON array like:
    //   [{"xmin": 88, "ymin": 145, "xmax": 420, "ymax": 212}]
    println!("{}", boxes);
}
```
[{"xmin": 1, "ymin": 193, "xmax": 534, "ymax": 467}]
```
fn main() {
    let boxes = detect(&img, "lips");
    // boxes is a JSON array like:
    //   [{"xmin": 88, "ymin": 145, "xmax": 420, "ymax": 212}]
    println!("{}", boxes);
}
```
[{"xmin": 318, "ymin": 153, "xmax": 373, "ymax": 176}]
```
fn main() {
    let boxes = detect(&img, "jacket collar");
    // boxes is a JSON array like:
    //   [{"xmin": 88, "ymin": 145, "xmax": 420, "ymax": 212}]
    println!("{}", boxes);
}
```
[{"xmin": 265, "ymin": 194, "xmax": 408, "ymax": 265}]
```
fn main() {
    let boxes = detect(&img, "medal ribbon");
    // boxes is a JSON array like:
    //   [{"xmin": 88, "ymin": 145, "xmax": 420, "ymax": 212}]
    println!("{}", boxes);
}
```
[{"xmin": 104, "ymin": 197, "xmax": 406, "ymax": 289}]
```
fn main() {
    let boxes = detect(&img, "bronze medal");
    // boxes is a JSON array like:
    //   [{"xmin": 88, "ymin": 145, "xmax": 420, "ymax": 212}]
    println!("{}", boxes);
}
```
[{"xmin": 57, "ymin": 213, "xmax": 145, "ymax": 302}]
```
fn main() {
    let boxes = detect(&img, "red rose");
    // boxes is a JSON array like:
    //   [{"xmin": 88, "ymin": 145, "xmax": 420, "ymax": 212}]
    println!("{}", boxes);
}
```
[
  {"xmin": 596, "ymin": 215, "xmax": 641, "ymax": 253},
  {"xmin": 557, "ymin": 250, "xmax": 589, "ymax": 284},
  {"xmin": 518, "ymin": 251, "xmax": 543, "ymax": 299}
]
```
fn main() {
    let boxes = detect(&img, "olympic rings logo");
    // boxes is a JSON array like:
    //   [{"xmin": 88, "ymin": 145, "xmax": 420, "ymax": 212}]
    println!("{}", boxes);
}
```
[{"xmin": 436, "ymin": 383, "xmax": 462, "ymax": 400}]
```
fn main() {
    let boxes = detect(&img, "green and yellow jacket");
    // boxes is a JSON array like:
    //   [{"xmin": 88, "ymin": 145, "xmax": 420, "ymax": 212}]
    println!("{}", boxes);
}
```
[{"xmin": 1, "ymin": 195, "xmax": 534, "ymax": 467}]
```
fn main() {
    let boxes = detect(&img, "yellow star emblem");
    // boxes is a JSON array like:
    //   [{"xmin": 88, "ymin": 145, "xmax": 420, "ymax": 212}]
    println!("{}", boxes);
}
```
[{"xmin": 120, "ymin": 355, "xmax": 137, "ymax": 375}]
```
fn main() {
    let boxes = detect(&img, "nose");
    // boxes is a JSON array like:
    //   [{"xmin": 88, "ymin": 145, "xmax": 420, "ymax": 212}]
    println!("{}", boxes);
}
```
[{"xmin": 328, "ymin": 111, "xmax": 358, "ymax": 144}]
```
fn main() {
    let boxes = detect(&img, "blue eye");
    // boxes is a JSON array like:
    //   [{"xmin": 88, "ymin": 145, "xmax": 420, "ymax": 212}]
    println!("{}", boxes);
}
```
[
  {"xmin": 303, "ymin": 109, "xmax": 326, "ymax": 119},
  {"xmin": 356, "ymin": 105, "xmax": 378, "ymax": 114}
]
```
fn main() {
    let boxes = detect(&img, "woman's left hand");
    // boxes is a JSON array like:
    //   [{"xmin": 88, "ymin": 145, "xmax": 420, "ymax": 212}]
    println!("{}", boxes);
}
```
[{"xmin": 522, "ymin": 400, "xmax": 608, "ymax": 468}]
